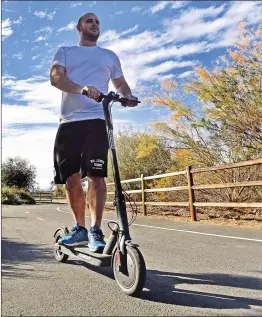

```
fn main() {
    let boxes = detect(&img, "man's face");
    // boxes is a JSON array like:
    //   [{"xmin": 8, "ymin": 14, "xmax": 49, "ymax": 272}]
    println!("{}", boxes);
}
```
[{"xmin": 78, "ymin": 14, "xmax": 100, "ymax": 41}]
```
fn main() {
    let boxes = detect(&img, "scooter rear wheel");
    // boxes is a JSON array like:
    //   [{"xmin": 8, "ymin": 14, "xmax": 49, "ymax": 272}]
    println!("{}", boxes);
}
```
[
  {"xmin": 112, "ymin": 246, "xmax": 146, "ymax": 297},
  {"xmin": 54, "ymin": 227, "xmax": 69, "ymax": 263}
]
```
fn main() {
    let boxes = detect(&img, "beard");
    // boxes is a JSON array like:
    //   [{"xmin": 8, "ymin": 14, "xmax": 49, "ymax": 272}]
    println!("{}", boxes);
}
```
[{"xmin": 82, "ymin": 30, "xmax": 100, "ymax": 41}]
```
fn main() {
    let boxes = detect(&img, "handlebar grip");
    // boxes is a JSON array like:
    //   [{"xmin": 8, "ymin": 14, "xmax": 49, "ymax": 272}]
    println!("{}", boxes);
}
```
[{"xmin": 97, "ymin": 93, "xmax": 105, "ymax": 103}]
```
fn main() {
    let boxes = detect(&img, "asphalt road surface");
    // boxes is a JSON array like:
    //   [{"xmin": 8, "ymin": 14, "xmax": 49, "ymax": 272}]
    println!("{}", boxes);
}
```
[{"xmin": 2, "ymin": 204, "xmax": 262, "ymax": 316}]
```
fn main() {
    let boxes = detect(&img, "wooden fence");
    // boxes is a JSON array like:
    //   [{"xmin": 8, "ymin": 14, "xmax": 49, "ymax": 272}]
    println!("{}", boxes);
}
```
[
  {"xmin": 31, "ymin": 191, "xmax": 53, "ymax": 202},
  {"xmin": 106, "ymin": 158, "xmax": 262, "ymax": 221}
]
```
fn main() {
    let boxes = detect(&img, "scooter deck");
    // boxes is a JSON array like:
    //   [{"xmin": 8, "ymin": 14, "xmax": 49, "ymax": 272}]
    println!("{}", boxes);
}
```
[{"xmin": 57, "ymin": 244, "xmax": 112, "ymax": 267}]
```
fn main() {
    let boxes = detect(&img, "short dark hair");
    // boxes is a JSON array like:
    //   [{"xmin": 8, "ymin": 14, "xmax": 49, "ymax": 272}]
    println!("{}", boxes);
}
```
[{"xmin": 78, "ymin": 13, "xmax": 97, "ymax": 25}]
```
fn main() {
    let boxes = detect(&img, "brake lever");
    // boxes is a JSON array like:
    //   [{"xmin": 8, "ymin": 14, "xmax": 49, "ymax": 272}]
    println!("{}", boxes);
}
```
[{"xmin": 119, "ymin": 98, "xmax": 141, "ymax": 107}]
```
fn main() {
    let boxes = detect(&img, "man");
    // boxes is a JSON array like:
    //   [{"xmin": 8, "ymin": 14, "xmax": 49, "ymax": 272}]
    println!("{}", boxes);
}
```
[{"xmin": 50, "ymin": 12, "xmax": 138, "ymax": 253}]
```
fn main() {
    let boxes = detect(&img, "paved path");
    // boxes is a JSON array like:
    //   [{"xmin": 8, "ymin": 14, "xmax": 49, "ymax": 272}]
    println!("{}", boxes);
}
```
[{"xmin": 2, "ymin": 204, "xmax": 262, "ymax": 316}]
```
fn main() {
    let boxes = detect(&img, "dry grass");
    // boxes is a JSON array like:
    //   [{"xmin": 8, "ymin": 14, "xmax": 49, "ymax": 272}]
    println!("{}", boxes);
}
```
[{"xmin": 50, "ymin": 198, "xmax": 262, "ymax": 229}]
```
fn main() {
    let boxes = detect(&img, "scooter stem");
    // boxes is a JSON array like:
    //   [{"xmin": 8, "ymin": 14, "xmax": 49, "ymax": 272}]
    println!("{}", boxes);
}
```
[{"xmin": 102, "ymin": 93, "xmax": 131, "ymax": 241}]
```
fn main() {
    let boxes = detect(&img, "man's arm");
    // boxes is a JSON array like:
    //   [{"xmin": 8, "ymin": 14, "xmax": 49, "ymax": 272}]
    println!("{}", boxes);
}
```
[
  {"xmin": 50, "ymin": 65, "xmax": 101, "ymax": 99},
  {"xmin": 112, "ymin": 76, "xmax": 138, "ymax": 107},
  {"xmin": 112, "ymin": 76, "xmax": 132, "ymax": 97},
  {"xmin": 50, "ymin": 65, "xmax": 83, "ymax": 94}
]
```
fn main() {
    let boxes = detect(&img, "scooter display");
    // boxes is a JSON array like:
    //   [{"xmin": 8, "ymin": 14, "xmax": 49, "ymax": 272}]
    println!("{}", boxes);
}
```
[{"xmin": 53, "ymin": 91, "xmax": 146, "ymax": 297}]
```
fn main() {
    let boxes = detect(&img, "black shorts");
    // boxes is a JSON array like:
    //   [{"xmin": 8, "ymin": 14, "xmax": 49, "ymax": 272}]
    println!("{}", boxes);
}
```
[{"xmin": 53, "ymin": 119, "xmax": 109, "ymax": 184}]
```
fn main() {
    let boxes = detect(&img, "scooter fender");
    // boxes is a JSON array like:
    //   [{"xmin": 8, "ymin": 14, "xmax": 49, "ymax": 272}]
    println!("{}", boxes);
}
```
[{"xmin": 53, "ymin": 226, "xmax": 69, "ymax": 238}]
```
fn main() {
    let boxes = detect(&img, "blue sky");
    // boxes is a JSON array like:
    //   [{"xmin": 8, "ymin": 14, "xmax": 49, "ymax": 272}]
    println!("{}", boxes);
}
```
[{"xmin": 2, "ymin": 1, "xmax": 262, "ymax": 189}]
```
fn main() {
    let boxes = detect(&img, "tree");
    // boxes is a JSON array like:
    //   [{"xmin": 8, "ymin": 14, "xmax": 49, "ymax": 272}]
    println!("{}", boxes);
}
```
[
  {"xmin": 2, "ymin": 156, "xmax": 37, "ymax": 190},
  {"xmin": 146, "ymin": 21, "xmax": 262, "ymax": 203},
  {"xmin": 186, "ymin": 21, "xmax": 262, "ymax": 161},
  {"xmin": 107, "ymin": 128, "xmax": 173, "ymax": 187},
  {"xmin": 148, "ymin": 21, "xmax": 262, "ymax": 167}
]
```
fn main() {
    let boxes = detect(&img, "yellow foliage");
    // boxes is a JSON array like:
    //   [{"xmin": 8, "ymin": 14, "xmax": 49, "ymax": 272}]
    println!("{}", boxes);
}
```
[
  {"xmin": 226, "ymin": 67, "xmax": 237, "ymax": 75},
  {"xmin": 229, "ymin": 50, "xmax": 239, "ymax": 60},
  {"xmin": 243, "ymin": 37, "xmax": 250, "ymax": 47},
  {"xmin": 152, "ymin": 95, "xmax": 163, "ymax": 106},
  {"xmin": 136, "ymin": 135, "xmax": 158, "ymax": 159},
  {"xmin": 221, "ymin": 55, "xmax": 227, "ymax": 63},
  {"xmin": 173, "ymin": 112, "xmax": 183, "ymax": 120},
  {"xmin": 238, "ymin": 21, "xmax": 247, "ymax": 30},
  {"xmin": 176, "ymin": 149, "xmax": 187, "ymax": 158},
  {"xmin": 161, "ymin": 80, "xmax": 177, "ymax": 90},
  {"xmin": 196, "ymin": 67, "xmax": 211, "ymax": 84}
]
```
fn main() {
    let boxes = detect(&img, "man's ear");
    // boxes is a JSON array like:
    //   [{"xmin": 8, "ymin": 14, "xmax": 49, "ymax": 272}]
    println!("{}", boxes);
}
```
[{"xmin": 76, "ymin": 24, "xmax": 81, "ymax": 32}]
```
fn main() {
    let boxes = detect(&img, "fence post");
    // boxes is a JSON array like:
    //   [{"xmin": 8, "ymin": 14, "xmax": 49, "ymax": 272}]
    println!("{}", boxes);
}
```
[
  {"xmin": 40, "ymin": 191, "xmax": 41, "ymax": 202},
  {"xmin": 141, "ymin": 174, "xmax": 147, "ymax": 216},
  {"xmin": 186, "ymin": 166, "xmax": 197, "ymax": 221}
]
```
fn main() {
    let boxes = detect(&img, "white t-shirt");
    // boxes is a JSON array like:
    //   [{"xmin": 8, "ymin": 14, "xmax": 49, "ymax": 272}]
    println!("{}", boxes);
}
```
[{"xmin": 52, "ymin": 45, "xmax": 123, "ymax": 123}]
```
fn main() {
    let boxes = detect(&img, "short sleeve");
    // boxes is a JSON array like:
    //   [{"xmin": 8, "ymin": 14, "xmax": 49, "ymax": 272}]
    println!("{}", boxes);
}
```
[
  {"xmin": 110, "ymin": 52, "xmax": 123, "ymax": 80},
  {"xmin": 51, "ymin": 47, "xmax": 66, "ymax": 67}
]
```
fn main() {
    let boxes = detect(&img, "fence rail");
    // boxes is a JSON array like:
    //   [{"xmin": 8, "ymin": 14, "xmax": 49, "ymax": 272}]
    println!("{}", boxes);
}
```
[
  {"xmin": 31, "ymin": 191, "xmax": 53, "ymax": 203},
  {"xmin": 106, "ymin": 158, "xmax": 262, "ymax": 221}
]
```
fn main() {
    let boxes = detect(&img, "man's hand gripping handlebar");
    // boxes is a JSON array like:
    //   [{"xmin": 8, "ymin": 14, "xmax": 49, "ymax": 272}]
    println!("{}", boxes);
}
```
[{"xmin": 82, "ymin": 89, "xmax": 141, "ymax": 107}]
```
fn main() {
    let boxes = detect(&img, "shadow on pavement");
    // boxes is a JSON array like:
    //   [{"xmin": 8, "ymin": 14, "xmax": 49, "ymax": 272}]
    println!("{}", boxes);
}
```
[
  {"xmin": 1, "ymin": 238, "xmax": 53, "ymax": 279},
  {"xmin": 66, "ymin": 260, "xmax": 262, "ymax": 310},
  {"xmin": 141, "ymin": 270, "xmax": 262, "ymax": 310},
  {"xmin": 2, "ymin": 237, "xmax": 261, "ymax": 311}
]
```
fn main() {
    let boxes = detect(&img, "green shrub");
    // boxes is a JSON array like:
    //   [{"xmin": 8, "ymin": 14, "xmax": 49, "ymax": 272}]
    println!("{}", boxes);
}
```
[
  {"xmin": 53, "ymin": 185, "xmax": 66, "ymax": 198},
  {"xmin": 15, "ymin": 189, "xmax": 36, "ymax": 204},
  {"xmin": 2, "ymin": 187, "xmax": 22, "ymax": 205},
  {"xmin": 1, "ymin": 187, "xmax": 35, "ymax": 205}
]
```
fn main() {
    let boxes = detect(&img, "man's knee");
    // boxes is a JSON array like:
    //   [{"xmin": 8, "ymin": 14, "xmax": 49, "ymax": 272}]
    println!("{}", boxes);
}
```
[
  {"xmin": 66, "ymin": 173, "xmax": 82, "ymax": 189},
  {"xmin": 88, "ymin": 176, "xmax": 106, "ymax": 189}
]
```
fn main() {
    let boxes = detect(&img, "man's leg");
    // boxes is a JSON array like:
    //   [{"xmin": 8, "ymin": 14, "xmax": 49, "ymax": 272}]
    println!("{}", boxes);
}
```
[
  {"xmin": 65, "ymin": 173, "xmax": 86, "ymax": 227},
  {"xmin": 87, "ymin": 176, "xmax": 106, "ymax": 227}
]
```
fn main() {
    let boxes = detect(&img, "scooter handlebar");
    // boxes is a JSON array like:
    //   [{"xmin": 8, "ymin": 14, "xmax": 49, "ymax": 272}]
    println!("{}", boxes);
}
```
[{"xmin": 97, "ymin": 92, "xmax": 141, "ymax": 106}]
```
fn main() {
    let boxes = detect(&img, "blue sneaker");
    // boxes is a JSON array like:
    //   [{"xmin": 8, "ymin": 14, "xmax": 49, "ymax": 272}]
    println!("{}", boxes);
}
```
[
  {"xmin": 88, "ymin": 225, "xmax": 106, "ymax": 253},
  {"xmin": 59, "ymin": 223, "xmax": 88, "ymax": 246}
]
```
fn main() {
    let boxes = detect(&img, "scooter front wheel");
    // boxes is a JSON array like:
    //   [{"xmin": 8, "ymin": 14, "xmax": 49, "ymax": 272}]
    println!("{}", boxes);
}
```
[
  {"xmin": 53, "ymin": 227, "xmax": 69, "ymax": 263},
  {"xmin": 112, "ymin": 245, "xmax": 146, "ymax": 297}
]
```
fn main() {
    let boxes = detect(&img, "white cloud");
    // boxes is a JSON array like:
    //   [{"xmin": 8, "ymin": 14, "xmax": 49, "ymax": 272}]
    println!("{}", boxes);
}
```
[
  {"xmin": 34, "ymin": 10, "xmax": 56, "ymax": 20},
  {"xmin": 147, "ymin": 1, "xmax": 188, "ymax": 15},
  {"xmin": 13, "ymin": 16, "xmax": 23, "ymax": 24},
  {"xmin": 35, "ymin": 35, "xmax": 49, "ymax": 42},
  {"xmin": 2, "ymin": 18, "xmax": 13, "ymax": 40},
  {"xmin": 34, "ymin": 26, "xmax": 53, "ymax": 34},
  {"xmin": 32, "ymin": 54, "xmax": 41, "ymax": 60},
  {"xmin": 99, "ymin": 25, "xmax": 138, "ymax": 42},
  {"xmin": 115, "ymin": 10, "xmax": 124, "ymax": 15},
  {"xmin": 3, "ymin": 8, "xmax": 14, "ymax": 12},
  {"xmin": 2, "ymin": 126, "xmax": 58, "ymax": 190},
  {"xmin": 2, "ymin": 74, "xmax": 62, "ymax": 189},
  {"xmin": 71, "ymin": 2, "xmax": 82, "ymax": 7},
  {"xmin": 159, "ymin": 74, "xmax": 175, "ymax": 81},
  {"xmin": 150, "ymin": 1, "xmax": 170, "ymax": 14},
  {"xmin": 12, "ymin": 53, "xmax": 23, "ymax": 60},
  {"xmin": 178, "ymin": 70, "xmax": 195, "ymax": 79},
  {"xmin": 2, "ymin": 104, "xmax": 58, "ymax": 125},
  {"xmin": 57, "ymin": 22, "xmax": 75, "ymax": 32},
  {"xmin": 121, "ymin": 25, "xmax": 139, "ymax": 36},
  {"xmin": 139, "ymin": 60, "xmax": 197, "ymax": 81},
  {"xmin": 131, "ymin": 6, "xmax": 143, "ymax": 12},
  {"xmin": 2, "ymin": 75, "xmax": 61, "ymax": 111},
  {"xmin": 88, "ymin": 1, "xmax": 96, "ymax": 7},
  {"xmin": 162, "ymin": 2, "xmax": 262, "ymax": 45},
  {"xmin": 171, "ymin": 1, "xmax": 188, "ymax": 10}
]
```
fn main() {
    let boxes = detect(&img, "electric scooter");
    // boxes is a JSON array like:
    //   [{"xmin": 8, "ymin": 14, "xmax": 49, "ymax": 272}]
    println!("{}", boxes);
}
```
[{"xmin": 53, "ymin": 91, "xmax": 146, "ymax": 297}]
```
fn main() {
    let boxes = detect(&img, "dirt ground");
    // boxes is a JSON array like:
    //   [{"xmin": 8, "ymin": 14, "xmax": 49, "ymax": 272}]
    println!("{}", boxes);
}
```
[{"xmin": 52, "ymin": 198, "xmax": 262, "ymax": 229}]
